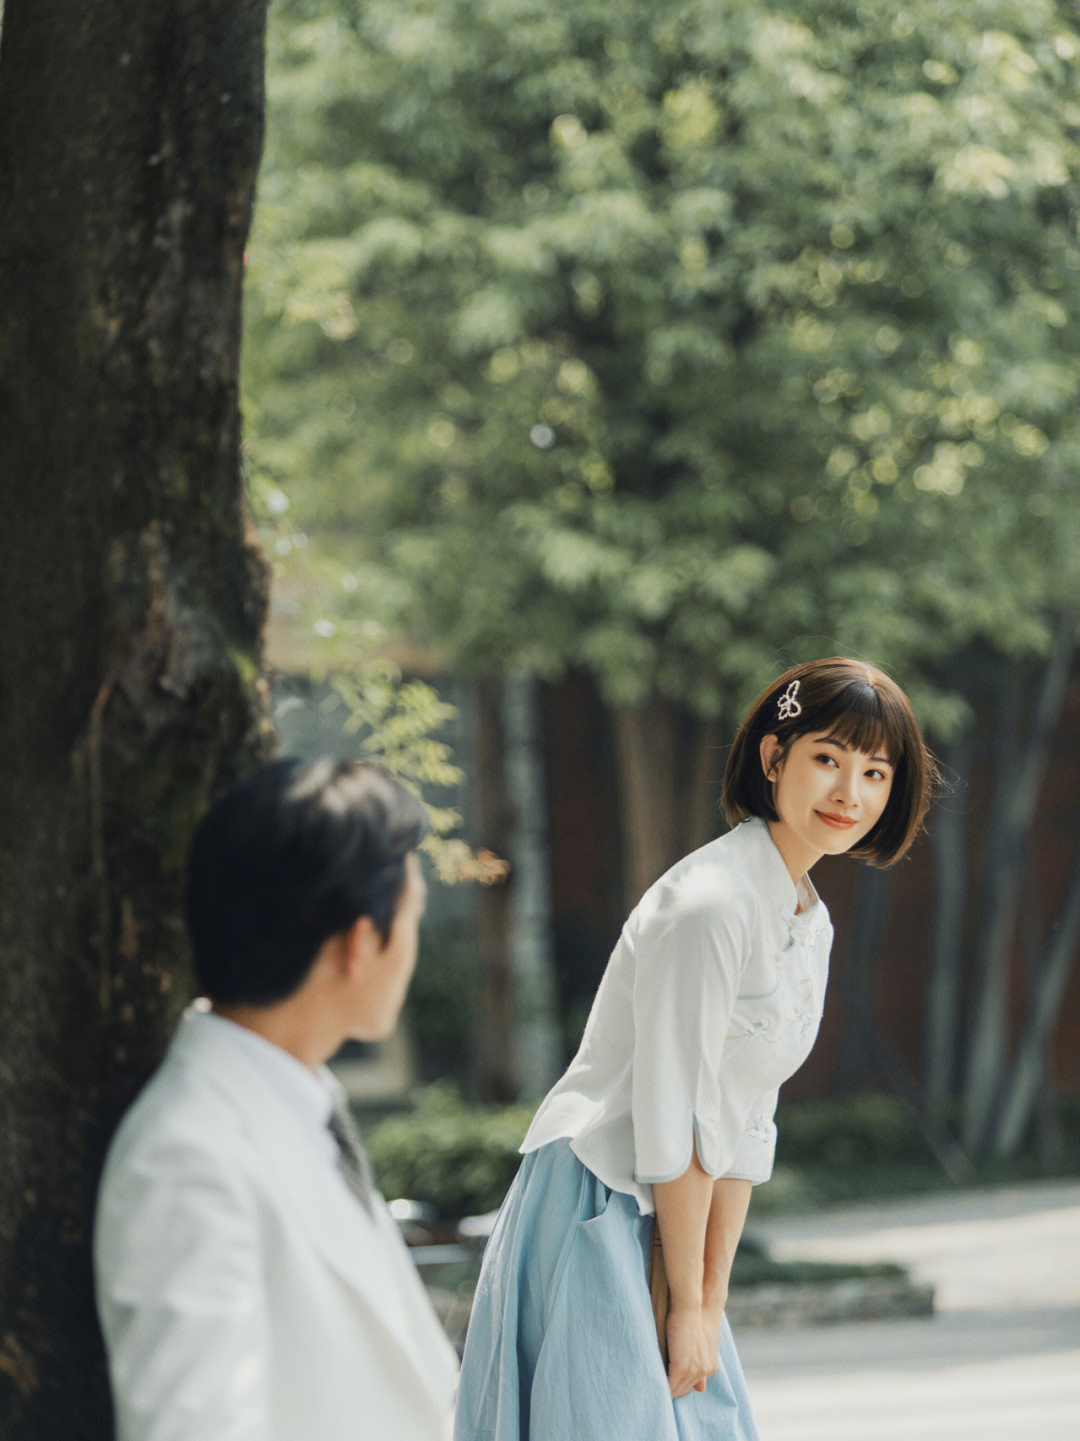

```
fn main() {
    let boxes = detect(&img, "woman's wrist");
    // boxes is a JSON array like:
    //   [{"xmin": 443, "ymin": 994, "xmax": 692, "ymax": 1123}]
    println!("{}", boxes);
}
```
[
  {"xmin": 667, "ymin": 1294, "xmax": 704, "ymax": 1314},
  {"xmin": 666, "ymin": 1266, "xmax": 705, "ymax": 1308},
  {"xmin": 702, "ymin": 1264, "xmax": 730, "ymax": 1307},
  {"xmin": 702, "ymin": 1281, "xmax": 728, "ymax": 1315}
]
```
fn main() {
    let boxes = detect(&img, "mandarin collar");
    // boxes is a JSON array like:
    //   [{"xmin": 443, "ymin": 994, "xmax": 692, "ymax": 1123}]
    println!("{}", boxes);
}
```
[{"xmin": 740, "ymin": 817, "xmax": 822, "ymax": 930}]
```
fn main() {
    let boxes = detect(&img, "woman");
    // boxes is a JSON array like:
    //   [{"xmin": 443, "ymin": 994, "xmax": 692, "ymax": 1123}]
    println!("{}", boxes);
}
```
[{"xmin": 455, "ymin": 658, "xmax": 938, "ymax": 1441}]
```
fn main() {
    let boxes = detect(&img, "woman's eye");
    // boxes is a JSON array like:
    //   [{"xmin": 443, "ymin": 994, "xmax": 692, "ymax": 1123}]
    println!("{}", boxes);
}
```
[{"xmin": 815, "ymin": 754, "xmax": 838, "ymax": 767}]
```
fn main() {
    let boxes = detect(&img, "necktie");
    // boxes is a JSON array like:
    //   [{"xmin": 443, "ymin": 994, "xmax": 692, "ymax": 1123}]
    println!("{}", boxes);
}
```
[{"xmin": 327, "ymin": 1097, "xmax": 376, "ymax": 1212}]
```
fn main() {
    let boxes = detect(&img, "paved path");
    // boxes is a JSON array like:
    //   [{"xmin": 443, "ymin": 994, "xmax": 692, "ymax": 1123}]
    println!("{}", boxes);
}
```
[{"xmin": 737, "ymin": 1180, "xmax": 1080, "ymax": 1441}]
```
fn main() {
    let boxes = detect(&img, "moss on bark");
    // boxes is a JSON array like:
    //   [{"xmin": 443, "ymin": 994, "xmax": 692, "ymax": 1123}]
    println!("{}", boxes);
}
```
[{"xmin": 0, "ymin": 3, "xmax": 272, "ymax": 1434}]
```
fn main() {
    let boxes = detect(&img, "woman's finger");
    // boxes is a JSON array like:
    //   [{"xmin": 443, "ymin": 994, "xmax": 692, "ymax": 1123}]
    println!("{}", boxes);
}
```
[{"xmin": 669, "ymin": 1367, "xmax": 709, "ymax": 1398}]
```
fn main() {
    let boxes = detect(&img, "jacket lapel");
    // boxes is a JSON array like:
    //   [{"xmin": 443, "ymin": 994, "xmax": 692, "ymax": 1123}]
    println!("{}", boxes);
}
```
[{"xmin": 169, "ymin": 1013, "xmax": 457, "ymax": 1407}]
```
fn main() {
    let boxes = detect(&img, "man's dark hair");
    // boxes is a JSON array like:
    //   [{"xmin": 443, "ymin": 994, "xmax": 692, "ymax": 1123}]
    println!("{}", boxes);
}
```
[{"xmin": 185, "ymin": 758, "xmax": 428, "ymax": 1006}]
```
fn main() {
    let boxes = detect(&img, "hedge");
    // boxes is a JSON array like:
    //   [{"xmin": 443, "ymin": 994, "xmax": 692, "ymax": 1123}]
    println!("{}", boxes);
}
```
[{"xmin": 362, "ymin": 1085, "xmax": 1080, "ymax": 1222}]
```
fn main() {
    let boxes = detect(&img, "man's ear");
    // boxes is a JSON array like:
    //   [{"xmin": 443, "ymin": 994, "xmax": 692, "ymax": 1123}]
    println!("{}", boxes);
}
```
[
  {"xmin": 760, "ymin": 733, "xmax": 782, "ymax": 782},
  {"xmin": 339, "ymin": 914, "xmax": 381, "ymax": 980}
]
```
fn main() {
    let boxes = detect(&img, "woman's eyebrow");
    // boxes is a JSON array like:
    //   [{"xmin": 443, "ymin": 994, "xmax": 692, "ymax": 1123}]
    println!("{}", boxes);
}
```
[{"xmin": 813, "ymin": 736, "xmax": 894, "ymax": 766}]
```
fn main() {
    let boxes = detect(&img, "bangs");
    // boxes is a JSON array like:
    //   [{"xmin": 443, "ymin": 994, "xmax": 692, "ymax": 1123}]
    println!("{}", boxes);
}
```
[
  {"xmin": 722, "ymin": 656, "xmax": 937, "ymax": 864},
  {"xmin": 813, "ymin": 686, "xmax": 900, "ymax": 764}
]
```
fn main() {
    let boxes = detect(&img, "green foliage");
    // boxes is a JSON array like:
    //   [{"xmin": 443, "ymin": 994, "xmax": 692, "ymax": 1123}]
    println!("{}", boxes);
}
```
[
  {"xmin": 1054, "ymin": 1090, "xmax": 1080, "ymax": 1152},
  {"xmin": 256, "ymin": 471, "xmax": 489, "ymax": 883},
  {"xmin": 246, "ymin": 0, "xmax": 1080, "ymax": 734},
  {"xmin": 331, "ymin": 662, "xmax": 473, "ymax": 878},
  {"xmin": 314, "ymin": 654, "xmax": 480, "ymax": 879},
  {"xmin": 364, "ymin": 1085, "xmax": 533, "ymax": 1217},
  {"xmin": 764, "ymin": 1090, "xmax": 1080, "ymax": 1209},
  {"xmin": 403, "ymin": 919, "xmax": 478, "ymax": 1083},
  {"xmin": 363, "ymin": 1087, "xmax": 1080, "ymax": 1222},
  {"xmin": 729, "ymin": 1250, "xmax": 907, "ymax": 1289},
  {"xmin": 774, "ymin": 1092, "xmax": 938, "ymax": 1171}
]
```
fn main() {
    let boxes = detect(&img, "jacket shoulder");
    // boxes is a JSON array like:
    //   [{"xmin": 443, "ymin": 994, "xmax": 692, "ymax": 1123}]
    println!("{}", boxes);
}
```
[{"xmin": 101, "ymin": 1043, "xmax": 247, "ymax": 1194}]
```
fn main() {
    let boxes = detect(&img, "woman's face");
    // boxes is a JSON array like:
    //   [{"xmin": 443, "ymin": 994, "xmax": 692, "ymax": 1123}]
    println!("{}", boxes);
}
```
[{"xmin": 761, "ymin": 729, "xmax": 895, "ymax": 876}]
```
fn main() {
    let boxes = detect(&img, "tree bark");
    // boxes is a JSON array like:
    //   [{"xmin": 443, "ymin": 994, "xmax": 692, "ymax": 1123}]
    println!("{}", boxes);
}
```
[
  {"xmin": 962, "ymin": 633, "xmax": 1077, "ymax": 1152},
  {"xmin": 502, "ymin": 678, "xmax": 559, "ymax": 1097},
  {"xmin": 832, "ymin": 866, "xmax": 896, "ymax": 1093},
  {"xmin": 613, "ymin": 699, "xmax": 722, "ymax": 911},
  {"xmin": 474, "ymin": 677, "xmax": 517, "ymax": 1101},
  {"xmin": 0, "ymin": 3, "xmax": 270, "ymax": 1434},
  {"xmin": 993, "ymin": 849, "xmax": 1080, "ymax": 1158},
  {"xmin": 925, "ymin": 734, "xmax": 973, "ymax": 1116}
]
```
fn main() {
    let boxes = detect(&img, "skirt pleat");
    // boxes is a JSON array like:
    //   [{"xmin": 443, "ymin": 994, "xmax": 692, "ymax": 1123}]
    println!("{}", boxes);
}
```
[{"xmin": 454, "ymin": 1139, "xmax": 761, "ymax": 1441}]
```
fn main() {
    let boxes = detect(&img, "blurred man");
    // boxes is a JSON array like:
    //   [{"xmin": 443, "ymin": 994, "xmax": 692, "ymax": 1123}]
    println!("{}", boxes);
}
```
[{"xmin": 94, "ymin": 758, "xmax": 458, "ymax": 1441}]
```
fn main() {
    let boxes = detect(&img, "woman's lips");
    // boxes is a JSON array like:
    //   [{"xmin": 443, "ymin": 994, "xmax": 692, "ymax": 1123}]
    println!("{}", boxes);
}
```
[{"xmin": 817, "ymin": 811, "xmax": 858, "ymax": 829}]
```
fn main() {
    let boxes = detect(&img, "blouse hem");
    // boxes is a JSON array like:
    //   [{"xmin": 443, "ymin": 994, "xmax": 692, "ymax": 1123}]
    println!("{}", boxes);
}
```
[
  {"xmin": 719, "ymin": 1168, "xmax": 771, "ymax": 1185},
  {"xmin": 632, "ymin": 1114, "xmax": 724, "ymax": 1188}
]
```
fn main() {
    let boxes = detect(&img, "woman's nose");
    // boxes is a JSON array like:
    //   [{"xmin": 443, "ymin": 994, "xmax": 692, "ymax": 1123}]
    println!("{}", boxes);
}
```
[{"xmin": 830, "ymin": 768, "xmax": 857, "ymax": 803}]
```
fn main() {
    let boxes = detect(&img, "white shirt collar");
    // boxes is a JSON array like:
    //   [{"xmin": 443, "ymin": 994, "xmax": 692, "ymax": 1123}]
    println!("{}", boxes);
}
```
[
  {"xmin": 739, "ymin": 817, "xmax": 822, "ymax": 928},
  {"xmin": 192, "ymin": 1003, "xmax": 342, "ymax": 1132}
]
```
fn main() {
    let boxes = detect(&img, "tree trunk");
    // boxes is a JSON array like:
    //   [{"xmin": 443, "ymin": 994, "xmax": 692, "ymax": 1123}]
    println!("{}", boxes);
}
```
[
  {"xmin": 993, "ymin": 850, "xmax": 1080, "ymax": 1158},
  {"xmin": 925, "ymin": 734, "xmax": 973, "ymax": 1117},
  {"xmin": 474, "ymin": 677, "xmax": 517, "ymax": 1101},
  {"xmin": 502, "ymin": 678, "xmax": 559, "ymax": 1098},
  {"xmin": 832, "ymin": 866, "xmax": 896, "ymax": 1093},
  {"xmin": 613, "ymin": 699, "xmax": 722, "ymax": 911},
  {"xmin": 0, "ymin": 3, "xmax": 270, "ymax": 1435},
  {"xmin": 962, "ymin": 634, "xmax": 1076, "ymax": 1152}
]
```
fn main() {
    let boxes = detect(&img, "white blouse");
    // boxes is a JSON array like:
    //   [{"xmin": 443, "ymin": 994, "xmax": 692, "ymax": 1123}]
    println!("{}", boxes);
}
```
[{"xmin": 520, "ymin": 817, "xmax": 833, "ymax": 1215}]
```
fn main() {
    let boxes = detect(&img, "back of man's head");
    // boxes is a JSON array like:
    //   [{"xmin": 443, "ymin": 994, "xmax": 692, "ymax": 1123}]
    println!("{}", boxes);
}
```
[{"xmin": 185, "ymin": 758, "xmax": 427, "ymax": 1007}]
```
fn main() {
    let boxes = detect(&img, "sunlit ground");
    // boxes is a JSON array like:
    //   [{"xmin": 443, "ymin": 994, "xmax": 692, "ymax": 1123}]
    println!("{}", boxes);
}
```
[{"xmin": 741, "ymin": 1179, "xmax": 1080, "ymax": 1441}]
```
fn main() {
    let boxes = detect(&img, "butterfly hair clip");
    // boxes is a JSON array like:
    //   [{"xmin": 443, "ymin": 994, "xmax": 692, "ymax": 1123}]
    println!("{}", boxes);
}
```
[{"xmin": 776, "ymin": 680, "xmax": 802, "ymax": 721}]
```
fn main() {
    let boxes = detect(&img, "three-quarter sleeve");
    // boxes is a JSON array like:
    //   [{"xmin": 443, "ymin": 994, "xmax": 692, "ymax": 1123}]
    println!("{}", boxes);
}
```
[
  {"xmin": 629, "ymin": 872, "xmax": 752, "ymax": 1185},
  {"xmin": 722, "ymin": 1088, "xmax": 779, "ymax": 1184}
]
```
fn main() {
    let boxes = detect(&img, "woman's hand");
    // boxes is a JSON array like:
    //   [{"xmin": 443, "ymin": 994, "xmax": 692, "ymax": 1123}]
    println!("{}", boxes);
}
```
[
  {"xmin": 653, "ymin": 1156, "xmax": 747, "ymax": 1399},
  {"xmin": 665, "ymin": 1303, "xmax": 720, "ymax": 1399}
]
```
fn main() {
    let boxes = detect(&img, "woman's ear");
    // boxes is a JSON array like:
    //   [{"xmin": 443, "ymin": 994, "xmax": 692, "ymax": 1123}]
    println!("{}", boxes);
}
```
[{"xmin": 760, "ymin": 733, "xmax": 782, "ymax": 782}]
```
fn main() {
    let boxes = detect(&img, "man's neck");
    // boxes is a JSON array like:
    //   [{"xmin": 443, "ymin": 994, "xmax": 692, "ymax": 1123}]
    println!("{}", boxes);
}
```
[{"xmin": 211, "ymin": 999, "xmax": 340, "ymax": 1071}]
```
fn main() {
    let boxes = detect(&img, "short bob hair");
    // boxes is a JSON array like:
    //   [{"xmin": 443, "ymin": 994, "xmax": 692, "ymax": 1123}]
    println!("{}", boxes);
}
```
[
  {"xmin": 185, "ymin": 757, "xmax": 428, "ymax": 1007},
  {"xmin": 722, "ymin": 657, "xmax": 937, "ymax": 867}
]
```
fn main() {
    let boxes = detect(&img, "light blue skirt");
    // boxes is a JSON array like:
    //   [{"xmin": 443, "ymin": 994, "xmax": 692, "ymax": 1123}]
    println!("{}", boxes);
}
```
[{"xmin": 454, "ymin": 1139, "xmax": 761, "ymax": 1441}]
